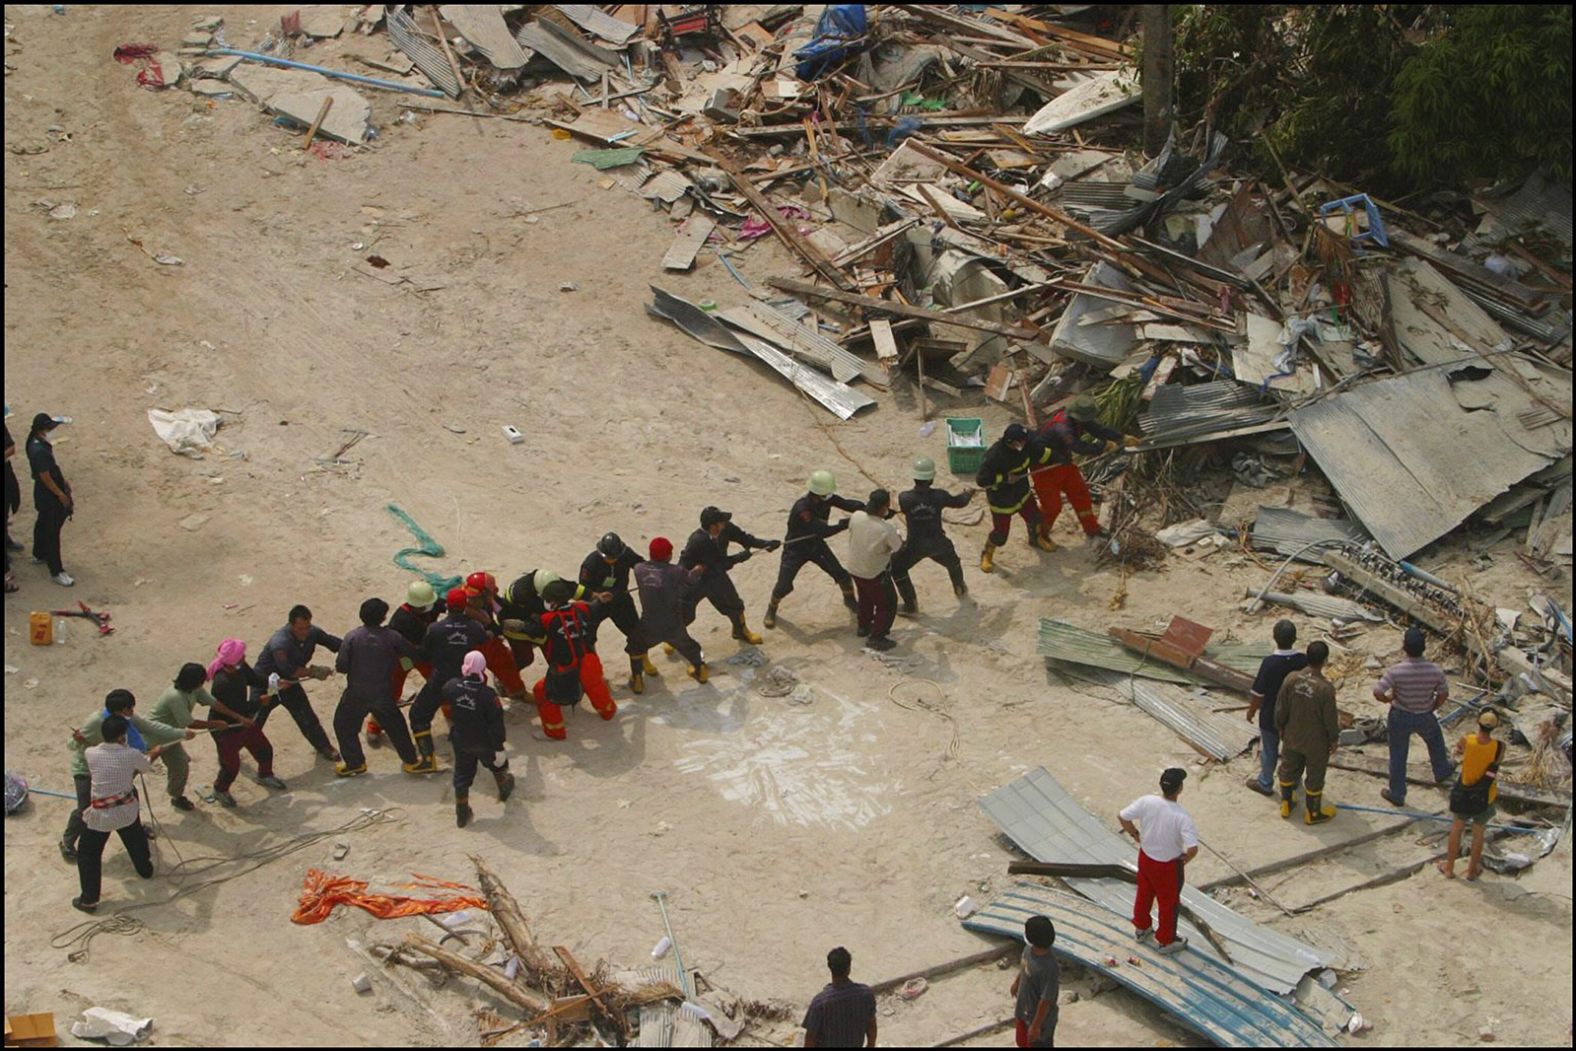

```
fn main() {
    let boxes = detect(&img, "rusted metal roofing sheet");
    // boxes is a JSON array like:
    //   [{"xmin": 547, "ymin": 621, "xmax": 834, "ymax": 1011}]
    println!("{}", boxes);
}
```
[
  {"xmin": 964, "ymin": 883, "xmax": 1337, "ymax": 1047},
  {"xmin": 979, "ymin": 767, "xmax": 1332, "ymax": 994}
]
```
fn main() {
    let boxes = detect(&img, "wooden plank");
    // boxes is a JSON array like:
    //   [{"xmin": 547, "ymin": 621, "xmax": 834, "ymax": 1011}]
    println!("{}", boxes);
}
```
[
  {"xmin": 869, "ymin": 318, "xmax": 900, "ymax": 363},
  {"xmin": 661, "ymin": 216, "xmax": 715, "ymax": 272},
  {"xmin": 708, "ymin": 152, "xmax": 851, "ymax": 290},
  {"xmin": 767, "ymin": 276, "xmax": 1040, "ymax": 340},
  {"xmin": 553, "ymin": 944, "xmax": 630, "ymax": 1038}
]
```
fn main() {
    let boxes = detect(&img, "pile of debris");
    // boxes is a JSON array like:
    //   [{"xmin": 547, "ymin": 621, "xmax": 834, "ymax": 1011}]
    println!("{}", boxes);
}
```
[{"xmin": 357, "ymin": 855, "xmax": 778, "ymax": 1046}]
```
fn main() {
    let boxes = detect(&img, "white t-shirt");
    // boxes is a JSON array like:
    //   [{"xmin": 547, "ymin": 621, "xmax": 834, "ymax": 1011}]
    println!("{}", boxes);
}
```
[
  {"xmin": 1118, "ymin": 794, "xmax": 1198, "ymax": 863},
  {"xmin": 845, "ymin": 510, "xmax": 902, "ymax": 579}
]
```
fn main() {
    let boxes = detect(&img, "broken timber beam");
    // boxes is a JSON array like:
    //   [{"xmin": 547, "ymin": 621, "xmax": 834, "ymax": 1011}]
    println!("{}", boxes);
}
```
[
  {"xmin": 706, "ymin": 151, "xmax": 852, "ymax": 290},
  {"xmin": 767, "ymin": 277, "xmax": 1041, "ymax": 340},
  {"xmin": 471, "ymin": 855, "xmax": 556, "ymax": 983},
  {"xmin": 1108, "ymin": 627, "xmax": 1256, "ymax": 694},
  {"xmin": 402, "ymin": 935, "xmax": 552, "ymax": 1013},
  {"xmin": 554, "ymin": 945, "xmax": 630, "ymax": 1039},
  {"xmin": 905, "ymin": 140, "xmax": 1126, "ymax": 251}
]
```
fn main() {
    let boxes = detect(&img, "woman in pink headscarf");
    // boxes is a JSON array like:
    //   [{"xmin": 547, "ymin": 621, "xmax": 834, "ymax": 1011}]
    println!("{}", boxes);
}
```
[
  {"xmin": 207, "ymin": 638, "xmax": 287, "ymax": 806},
  {"xmin": 443, "ymin": 649, "xmax": 514, "ymax": 828}
]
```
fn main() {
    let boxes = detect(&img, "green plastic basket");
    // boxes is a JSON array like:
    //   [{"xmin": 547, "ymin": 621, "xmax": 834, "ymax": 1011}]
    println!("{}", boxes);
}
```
[{"xmin": 945, "ymin": 417, "xmax": 986, "ymax": 475}]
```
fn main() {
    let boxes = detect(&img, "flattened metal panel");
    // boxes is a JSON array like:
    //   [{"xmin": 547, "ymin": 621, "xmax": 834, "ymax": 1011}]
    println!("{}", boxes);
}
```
[
  {"xmin": 1289, "ymin": 366, "xmax": 1566, "ymax": 559},
  {"xmin": 1140, "ymin": 381, "xmax": 1278, "ymax": 437},
  {"xmin": 979, "ymin": 768, "xmax": 1331, "ymax": 994},
  {"xmin": 964, "ymin": 884, "xmax": 1337, "ymax": 1048},
  {"xmin": 1250, "ymin": 506, "xmax": 1368, "ymax": 563},
  {"xmin": 555, "ymin": 4, "xmax": 641, "ymax": 45},
  {"xmin": 1038, "ymin": 620, "xmax": 1266, "ymax": 684},
  {"xmin": 388, "ymin": 6, "xmax": 463, "ymax": 97},
  {"xmin": 1126, "ymin": 680, "xmax": 1259, "ymax": 761}
]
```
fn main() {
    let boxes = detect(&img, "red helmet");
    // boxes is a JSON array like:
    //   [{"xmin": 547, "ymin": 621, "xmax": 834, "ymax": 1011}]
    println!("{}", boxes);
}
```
[
  {"xmin": 445, "ymin": 587, "xmax": 470, "ymax": 611},
  {"xmin": 465, "ymin": 571, "xmax": 497, "ymax": 594}
]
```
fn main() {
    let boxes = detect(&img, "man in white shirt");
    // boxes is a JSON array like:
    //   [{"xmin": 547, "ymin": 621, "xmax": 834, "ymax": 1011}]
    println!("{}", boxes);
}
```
[
  {"xmin": 1118, "ymin": 767, "xmax": 1198, "ymax": 954},
  {"xmin": 845, "ymin": 489, "xmax": 903, "ymax": 652},
  {"xmin": 75, "ymin": 714, "xmax": 162, "ymax": 913}
]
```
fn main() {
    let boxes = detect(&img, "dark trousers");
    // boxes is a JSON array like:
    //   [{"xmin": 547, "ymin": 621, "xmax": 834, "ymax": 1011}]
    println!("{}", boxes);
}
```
[
  {"xmin": 853, "ymin": 572, "xmax": 897, "ymax": 641},
  {"xmin": 409, "ymin": 675, "xmax": 454, "ymax": 736},
  {"xmin": 334, "ymin": 691, "xmax": 417, "ymax": 767},
  {"xmin": 771, "ymin": 539, "xmax": 850, "ymax": 601},
  {"xmin": 32, "ymin": 486, "xmax": 67, "ymax": 575},
  {"xmin": 62, "ymin": 773, "xmax": 92, "ymax": 848},
  {"xmin": 1386, "ymin": 707, "xmax": 1454, "ymax": 803},
  {"xmin": 601, "ymin": 592, "xmax": 646, "ymax": 654},
  {"xmin": 890, "ymin": 536, "xmax": 966, "ymax": 600},
  {"xmin": 77, "ymin": 820, "xmax": 154, "ymax": 904},
  {"xmin": 683, "ymin": 571, "xmax": 746, "ymax": 623},
  {"xmin": 988, "ymin": 502, "xmax": 1041, "ymax": 547},
  {"xmin": 453, "ymin": 750, "xmax": 506, "ymax": 795},
  {"xmin": 255, "ymin": 683, "xmax": 333, "ymax": 754},
  {"xmin": 212, "ymin": 724, "xmax": 276, "ymax": 790}
]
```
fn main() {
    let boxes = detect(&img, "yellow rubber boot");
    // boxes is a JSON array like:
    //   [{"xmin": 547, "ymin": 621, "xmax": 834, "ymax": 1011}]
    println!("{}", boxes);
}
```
[
  {"xmin": 1304, "ymin": 792, "xmax": 1336, "ymax": 825},
  {"xmin": 640, "ymin": 652, "xmax": 660, "ymax": 676},
  {"xmin": 735, "ymin": 615, "xmax": 765, "ymax": 644},
  {"xmin": 1278, "ymin": 780, "xmax": 1296, "ymax": 819},
  {"xmin": 1034, "ymin": 523, "xmax": 1059, "ymax": 552},
  {"xmin": 980, "ymin": 542, "xmax": 997, "ymax": 574},
  {"xmin": 687, "ymin": 663, "xmax": 710, "ymax": 684}
]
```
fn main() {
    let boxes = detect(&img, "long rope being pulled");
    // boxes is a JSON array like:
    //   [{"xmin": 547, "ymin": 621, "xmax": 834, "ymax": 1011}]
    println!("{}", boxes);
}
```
[{"xmin": 51, "ymin": 803, "xmax": 402, "ymax": 962}]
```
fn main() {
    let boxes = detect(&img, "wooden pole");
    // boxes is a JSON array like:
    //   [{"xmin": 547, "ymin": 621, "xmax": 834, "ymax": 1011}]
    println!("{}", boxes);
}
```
[
  {"xmin": 430, "ymin": 9, "xmax": 467, "ymax": 101},
  {"xmin": 301, "ymin": 95, "xmax": 334, "ymax": 149},
  {"xmin": 402, "ymin": 935, "xmax": 552, "ymax": 1013}
]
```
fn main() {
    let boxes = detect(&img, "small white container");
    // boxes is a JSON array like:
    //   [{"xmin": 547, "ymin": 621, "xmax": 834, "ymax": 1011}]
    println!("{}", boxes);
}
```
[
  {"xmin": 502, "ymin": 425, "xmax": 524, "ymax": 445},
  {"xmin": 651, "ymin": 935, "xmax": 672, "ymax": 960}
]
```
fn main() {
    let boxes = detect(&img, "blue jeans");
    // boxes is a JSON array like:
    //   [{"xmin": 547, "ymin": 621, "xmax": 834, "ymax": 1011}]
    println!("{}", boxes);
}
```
[
  {"xmin": 1257, "ymin": 727, "xmax": 1280, "ymax": 791},
  {"xmin": 1386, "ymin": 707, "xmax": 1453, "ymax": 803}
]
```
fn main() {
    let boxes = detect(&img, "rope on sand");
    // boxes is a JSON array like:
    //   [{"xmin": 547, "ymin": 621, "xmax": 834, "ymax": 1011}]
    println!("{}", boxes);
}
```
[{"xmin": 387, "ymin": 503, "xmax": 464, "ymax": 593}]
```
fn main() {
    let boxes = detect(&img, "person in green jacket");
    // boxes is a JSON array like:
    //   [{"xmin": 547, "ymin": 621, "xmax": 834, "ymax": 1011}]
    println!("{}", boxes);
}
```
[
  {"xmin": 151, "ymin": 663, "xmax": 248, "ymax": 812},
  {"xmin": 62, "ymin": 689, "xmax": 191, "ymax": 862}
]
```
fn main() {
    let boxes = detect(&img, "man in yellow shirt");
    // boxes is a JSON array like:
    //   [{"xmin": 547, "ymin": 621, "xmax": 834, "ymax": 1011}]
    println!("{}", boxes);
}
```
[{"xmin": 1438, "ymin": 710, "xmax": 1503, "ymax": 882}]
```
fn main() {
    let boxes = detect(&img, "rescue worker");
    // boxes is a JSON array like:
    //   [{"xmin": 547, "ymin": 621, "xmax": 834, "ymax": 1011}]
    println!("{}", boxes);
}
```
[
  {"xmin": 975, "ymin": 423, "xmax": 1053, "ymax": 572},
  {"xmin": 1276, "ymin": 641, "xmax": 1341, "ymax": 825},
  {"xmin": 332, "ymin": 598, "xmax": 424, "ymax": 777},
  {"xmin": 679, "ymin": 506, "xmax": 777, "ymax": 645},
  {"xmin": 580, "ymin": 532, "xmax": 660, "ymax": 694},
  {"xmin": 464, "ymin": 571, "xmax": 527, "ymax": 703},
  {"xmin": 367, "ymin": 580, "xmax": 439, "ymax": 747},
  {"xmin": 636, "ymin": 537, "xmax": 709, "ymax": 683},
  {"xmin": 764, "ymin": 470, "xmax": 864, "ymax": 629},
  {"xmin": 407, "ymin": 587, "xmax": 491, "ymax": 773},
  {"xmin": 498, "ymin": 568, "xmax": 582, "ymax": 669},
  {"xmin": 253, "ymin": 604, "xmax": 342, "ymax": 762},
  {"xmin": 532, "ymin": 578, "xmax": 617, "ymax": 740},
  {"xmin": 890, "ymin": 456, "xmax": 974, "ymax": 612},
  {"xmin": 444, "ymin": 650, "xmax": 514, "ymax": 828},
  {"xmin": 1030, "ymin": 395, "xmax": 1132, "ymax": 546}
]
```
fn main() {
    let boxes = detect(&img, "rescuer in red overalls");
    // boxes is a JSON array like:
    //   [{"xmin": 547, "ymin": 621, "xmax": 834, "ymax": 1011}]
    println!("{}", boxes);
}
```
[
  {"xmin": 465, "ymin": 571, "xmax": 527, "ymax": 703},
  {"xmin": 531, "ymin": 578, "xmax": 617, "ymax": 740}
]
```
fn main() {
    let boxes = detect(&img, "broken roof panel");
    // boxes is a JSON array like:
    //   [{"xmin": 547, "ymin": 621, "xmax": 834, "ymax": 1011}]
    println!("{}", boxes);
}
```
[
  {"xmin": 1388, "ymin": 257, "xmax": 1511, "ymax": 365},
  {"xmin": 387, "ymin": 6, "xmax": 463, "ymax": 97},
  {"xmin": 554, "ymin": 4, "xmax": 641, "ymax": 46},
  {"xmin": 440, "ymin": 5, "xmax": 530, "ymax": 70},
  {"xmin": 964, "ymin": 884, "xmax": 1336, "ymax": 1047},
  {"xmin": 1139, "ymin": 381, "xmax": 1282, "ymax": 441},
  {"xmin": 1249, "ymin": 506, "xmax": 1369, "ymax": 562},
  {"xmin": 1048, "ymin": 261, "xmax": 1140, "ymax": 368},
  {"xmin": 1039, "ymin": 619, "xmax": 1266, "ymax": 684},
  {"xmin": 1289, "ymin": 361, "xmax": 1572, "ymax": 559},
  {"xmin": 1023, "ymin": 68, "xmax": 1141, "ymax": 135},
  {"xmin": 516, "ymin": 18, "xmax": 619, "ymax": 82},
  {"xmin": 1125, "ymin": 679, "xmax": 1260, "ymax": 761},
  {"xmin": 980, "ymin": 768, "xmax": 1333, "ymax": 994}
]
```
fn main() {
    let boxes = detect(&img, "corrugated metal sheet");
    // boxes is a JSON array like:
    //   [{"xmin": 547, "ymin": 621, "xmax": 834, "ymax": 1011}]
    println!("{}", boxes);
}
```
[
  {"xmin": 1471, "ymin": 170, "xmax": 1573, "ymax": 252},
  {"xmin": 649, "ymin": 287, "xmax": 874, "ymax": 421},
  {"xmin": 440, "ymin": 5, "xmax": 530, "ymax": 69},
  {"xmin": 1289, "ymin": 363, "xmax": 1571, "ymax": 559},
  {"xmin": 1049, "ymin": 261, "xmax": 1139, "ymax": 367},
  {"xmin": 1139, "ymin": 381, "xmax": 1280, "ymax": 438},
  {"xmin": 516, "ymin": 18, "xmax": 619, "ymax": 82},
  {"xmin": 1038, "ymin": 619, "xmax": 1265, "ymax": 684},
  {"xmin": 964, "ymin": 884, "xmax": 1337, "ymax": 1048},
  {"xmin": 979, "ymin": 767, "xmax": 1332, "ymax": 994},
  {"xmin": 1250, "ymin": 506, "xmax": 1367, "ymax": 563},
  {"xmin": 718, "ymin": 303, "xmax": 880, "ymax": 385},
  {"xmin": 1126, "ymin": 679, "xmax": 1260, "ymax": 760},
  {"xmin": 1258, "ymin": 590, "xmax": 1384, "ymax": 622},
  {"xmin": 387, "ymin": 7, "xmax": 463, "ymax": 98},
  {"xmin": 555, "ymin": 4, "xmax": 641, "ymax": 45}
]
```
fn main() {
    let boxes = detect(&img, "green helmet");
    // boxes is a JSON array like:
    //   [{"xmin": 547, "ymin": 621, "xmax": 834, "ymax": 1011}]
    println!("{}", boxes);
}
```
[
  {"xmin": 912, "ymin": 456, "xmax": 936, "ymax": 482},
  {"xmin": 406, "ymin": 580, "xmax": 437, "ymax": 610},
  {"xmin": 808, "ymin": 469, "xmax": 836, "ymax": 497},
  {"xmin": 1067, "ymin": 395, "xmax": 1099, "ymax": 423},
  {"xmin": 532, "ymin": 570, "xmax": 561, "ymax": 596}
]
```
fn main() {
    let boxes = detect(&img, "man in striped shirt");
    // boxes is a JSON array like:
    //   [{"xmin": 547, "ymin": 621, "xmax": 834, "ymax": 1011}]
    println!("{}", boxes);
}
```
[
  {"xmin": 1374, "ymin": 626, "xmax": 1455, "ymax": 806},
  {"xmin": 74, "ymin": 714, "xmax": 161, "ymax": 913}
]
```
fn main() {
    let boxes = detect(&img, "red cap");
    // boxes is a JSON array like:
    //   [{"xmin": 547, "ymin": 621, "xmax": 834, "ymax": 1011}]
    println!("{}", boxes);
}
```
[
  {"xmin": 445, "ymin": 587, "xmax": 470, "ymax": 611},
  {"xmin": 649, "ymin": 537, "xmax": 673, "ymax": 561}
]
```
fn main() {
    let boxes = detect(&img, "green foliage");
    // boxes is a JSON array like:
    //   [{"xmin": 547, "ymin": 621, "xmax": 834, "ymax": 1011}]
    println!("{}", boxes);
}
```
[
  {"xmin": 1169, "ymin": 5, "xmax": 1573, "ymax": 193},
  {"xmin": 1389, "ymin": 6, "xmax": 1572, "ymax": 186}
]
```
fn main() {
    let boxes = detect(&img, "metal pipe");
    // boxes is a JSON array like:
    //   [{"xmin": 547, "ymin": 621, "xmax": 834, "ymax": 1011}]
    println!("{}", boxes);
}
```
[
  {"xmin": 650, "ymin": 891, "xmax": 690, "ymax": 998},
  {"xmin": 205, "ymin": 49, "xmax": 447, "ymax": 98},
  {"xmin": 1334, "ymin": 802, "xmax": 1543, "ymax": 834}
]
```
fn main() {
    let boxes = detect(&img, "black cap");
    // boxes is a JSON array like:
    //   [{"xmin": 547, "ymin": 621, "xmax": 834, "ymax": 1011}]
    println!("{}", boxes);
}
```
[
  {"xmin": 31, "ymin": 413, "xmax": 58, "ymax": 433},
  {"xmin": 542, "ymin": 578, "xmax": 575, "ymax": 604},
  {"xmin": 1159, "ymin": 767, "xmax": 1187, "ymax": 792},
  {"xmin": 1004, "ymin": 423, "xmax": 1029, "ymax": 442},
  {"xmin": 700, "ymin": 506, "xmax": 731, "ymax": 528}
]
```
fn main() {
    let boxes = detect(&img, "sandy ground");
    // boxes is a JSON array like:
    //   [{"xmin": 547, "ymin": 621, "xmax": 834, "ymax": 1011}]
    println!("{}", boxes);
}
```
[{"xmin": 3, "ymin": 5, "xmax": 1572, "ymax": 1046}]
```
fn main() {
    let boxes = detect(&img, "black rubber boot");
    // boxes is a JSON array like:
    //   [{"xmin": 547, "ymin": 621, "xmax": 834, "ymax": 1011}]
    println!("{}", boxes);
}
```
[
  {"xmin": 456, "ymin": 795, "xmax": 473, "ymax": 828},
  {"xmin": 493, "ymin": 764, "xmax": 515, "ymax": 802}
]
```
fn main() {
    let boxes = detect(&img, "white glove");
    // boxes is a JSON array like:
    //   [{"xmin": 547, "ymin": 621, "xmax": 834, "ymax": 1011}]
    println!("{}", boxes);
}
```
[
  {"xmin": 267, "ymin": 672, "xmax": 281, "ymax": 692},
  {"xmin": 493, "ymin": 751, "xmax": 507, "ymax": 767}
]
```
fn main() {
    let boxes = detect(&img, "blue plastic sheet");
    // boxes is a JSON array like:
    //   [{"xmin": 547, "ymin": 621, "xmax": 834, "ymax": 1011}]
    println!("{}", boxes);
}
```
[{"xmin": 794, "ymin": 5, "xmax": 867, "ymax": 80}]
